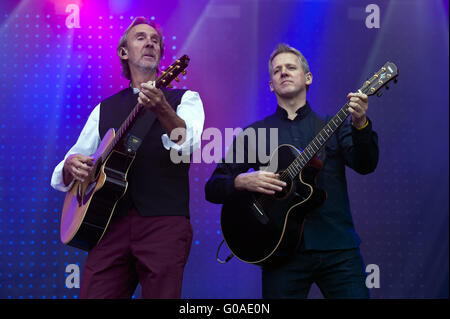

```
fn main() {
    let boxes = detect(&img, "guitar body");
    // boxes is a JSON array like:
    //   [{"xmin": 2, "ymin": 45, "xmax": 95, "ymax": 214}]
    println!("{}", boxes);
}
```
[
  {"xmin": 220, "ymin": 144, "xmax": 327, "ymax": 266},
  {"xmin": 60, "ymin": 128, "xmax": 135, "ymax": 251}
]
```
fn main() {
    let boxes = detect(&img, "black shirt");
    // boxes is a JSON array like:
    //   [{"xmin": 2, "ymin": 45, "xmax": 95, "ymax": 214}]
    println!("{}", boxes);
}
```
[{"xmin": 205, "ymin": 101, "xmax": 379, "ymax": 250}]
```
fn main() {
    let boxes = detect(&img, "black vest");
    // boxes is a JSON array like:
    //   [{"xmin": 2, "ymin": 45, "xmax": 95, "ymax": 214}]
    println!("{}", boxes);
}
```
[{"xmin": 98, "ymin": 87, "xmax": 191, "ymax": 218}]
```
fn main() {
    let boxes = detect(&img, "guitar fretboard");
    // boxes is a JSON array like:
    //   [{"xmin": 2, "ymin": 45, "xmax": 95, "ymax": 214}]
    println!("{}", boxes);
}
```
[{"xmin": 281, "ymin": 84, "xmax": 371, "ymax": 182}]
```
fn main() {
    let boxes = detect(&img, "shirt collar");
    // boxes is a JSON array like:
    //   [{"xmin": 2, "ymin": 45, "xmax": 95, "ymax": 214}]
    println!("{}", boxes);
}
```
[{"xmin": 275, "ymin": 101, "xmax": 311, "ymax": 121}]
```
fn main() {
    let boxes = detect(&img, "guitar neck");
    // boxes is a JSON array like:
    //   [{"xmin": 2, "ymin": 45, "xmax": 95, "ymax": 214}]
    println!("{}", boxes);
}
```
[
  {"xmin": 283, "ymin": 101, "xmax": 352, "ymax": 180},
  {"xmin": 104, "ymin": 101, "xmax": 144, "ymax": 157}
]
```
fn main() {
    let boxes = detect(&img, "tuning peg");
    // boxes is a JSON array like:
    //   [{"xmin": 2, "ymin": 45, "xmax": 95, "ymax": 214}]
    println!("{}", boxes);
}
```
[
  {"xmin": 175, "ymin": 77, "xmax": 180, "ymax": 82},
  {"xmin": 385, "ymin": 85, "xmax": 390, "ymax": 90},
  {"xmin": 167, "ymin": 83, "xmax": 173, "ymax": 88},
  {"xmin": 394, "ymin": 78, "xmax": 398, "ymax": 84},
  {"xmin": 377, "ymin": 91, "xmax": 383, "ymax": 97},
  {"xmin": 182, "ymin": 70, "xmax": 187, "ymax": 76}
]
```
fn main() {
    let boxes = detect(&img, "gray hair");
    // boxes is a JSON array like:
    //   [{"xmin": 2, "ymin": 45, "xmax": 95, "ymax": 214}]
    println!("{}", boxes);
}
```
[
  {"xmin": 117, "ymin": 16, "xmax": 165, "ymax": 80},
  {"xmin": 268, "ymin": 43, "xmax": 310, "ymax": 78}
]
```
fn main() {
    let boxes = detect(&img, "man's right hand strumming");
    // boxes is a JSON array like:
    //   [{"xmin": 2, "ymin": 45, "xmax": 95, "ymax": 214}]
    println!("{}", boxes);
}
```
[
  {"xmin": 63, "ymin": 154, "xmax": 94, "ymax": 185},
  {"xmin": 234, "ymin": 171, "xmax": 287, "ymax": 195}
]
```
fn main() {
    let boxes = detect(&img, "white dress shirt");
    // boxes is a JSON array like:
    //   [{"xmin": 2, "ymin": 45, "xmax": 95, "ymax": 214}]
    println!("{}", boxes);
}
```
[{"xmin": 51, "ymin": 89, "xmax": 204, "ymax": 192}]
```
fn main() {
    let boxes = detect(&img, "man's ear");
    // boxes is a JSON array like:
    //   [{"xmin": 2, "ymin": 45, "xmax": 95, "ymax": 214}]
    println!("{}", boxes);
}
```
[
  {"xmin": 118, "ymin": 47, "xmax": 128, "ymax": 60},
  {"xmin": 269, "ymin": 81, "xmax": 274, "ymax": 92},
  {"xmin": 305, "ymin": 72, "xmax": 313, "ymax": 85}
]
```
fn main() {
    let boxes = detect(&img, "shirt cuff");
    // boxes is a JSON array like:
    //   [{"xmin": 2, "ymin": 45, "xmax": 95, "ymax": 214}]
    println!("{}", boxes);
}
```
[
  {"xmin": 161, "ymin": 127, "xmax": 197, "ymax": 154},
  {"xmin": 354, "ymin": 119, "xmax": 369, "ymax": 130},
  {"xmin": 352, "ymin": 117, "xmax": 374, "ymax": 143},
  {"xmin": 50, "ymin": 160, "xmax": 75, "ymax": 192}
]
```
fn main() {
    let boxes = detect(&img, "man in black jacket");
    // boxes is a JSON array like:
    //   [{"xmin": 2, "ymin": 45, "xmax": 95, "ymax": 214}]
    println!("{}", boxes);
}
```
[{"xmin": 205, "ymin": 43, "xmax": 378, "ymax": 298}]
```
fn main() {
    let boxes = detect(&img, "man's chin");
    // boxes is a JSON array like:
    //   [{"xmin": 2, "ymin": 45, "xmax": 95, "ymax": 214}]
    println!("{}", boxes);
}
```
[
  {"xmin": 276, "ymin": 88, "xmax": 300, "ymax": 99},
  {"xmin": 136, "ymin": 61, "xmax": 159, "ymax": 72}
]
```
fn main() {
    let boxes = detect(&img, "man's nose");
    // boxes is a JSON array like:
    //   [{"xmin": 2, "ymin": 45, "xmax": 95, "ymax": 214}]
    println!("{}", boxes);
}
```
[
  {"xmin": 280, "ymin": 67, "xmax": 289, "ymax": 77},
  {"xmin": 144, "ymin": 38, "xmax": 154, "ymax": 48}
]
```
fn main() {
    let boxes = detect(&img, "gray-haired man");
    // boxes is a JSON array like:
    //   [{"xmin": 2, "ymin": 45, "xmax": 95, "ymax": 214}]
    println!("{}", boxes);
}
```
[{"xmin": 51, "ymin": 17, "xmax": 204, "ymax": 298}]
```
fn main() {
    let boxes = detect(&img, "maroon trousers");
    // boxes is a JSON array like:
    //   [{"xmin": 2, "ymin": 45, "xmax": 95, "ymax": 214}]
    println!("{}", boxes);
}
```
[{"xmin": 80, "ymin": 209, "xmax": 193, "ymax": 299}]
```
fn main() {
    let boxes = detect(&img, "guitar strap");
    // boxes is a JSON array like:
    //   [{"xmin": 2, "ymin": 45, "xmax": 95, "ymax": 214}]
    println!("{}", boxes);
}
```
[
  {"xmin": 122, "ymin": 89, "xmax": 186, "ymax": 155},
  {"xmin": 216, "ymin": 239, "xmax": 234, "ymax": 264},
  {"xmin": 122, "ymin": 108, "xmax": 156, "ymax": 154}
]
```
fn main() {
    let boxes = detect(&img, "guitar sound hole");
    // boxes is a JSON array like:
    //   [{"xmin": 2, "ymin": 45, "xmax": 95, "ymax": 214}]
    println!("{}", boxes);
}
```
[
  {"xmin": 83, "ymin": 182, "xmax": 97, "ymax": 205},
  {"xmin": 92, "ymin": 159, "xmax": 102, "ymax": 180},
  {"xmin": 273, "ymin": 177, "xmax": 292, "ymax": 200},
  {"xmin": 76, "ymin": 183, "xmax": 82, "ymax": 206}
]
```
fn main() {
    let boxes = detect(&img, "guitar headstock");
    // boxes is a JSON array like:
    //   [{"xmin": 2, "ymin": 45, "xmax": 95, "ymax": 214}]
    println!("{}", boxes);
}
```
[
  {"xmin": 155, "ymin": 54, "xmax": 190, "ymax": 89},
  {"xmin": 360, "ymin": 61, "xmax": 398, "ymax": 96}
]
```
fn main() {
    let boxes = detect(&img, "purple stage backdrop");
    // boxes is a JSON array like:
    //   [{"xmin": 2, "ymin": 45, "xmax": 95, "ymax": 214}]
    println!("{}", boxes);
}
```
[{"xmin": 0, "ymin": 0, "xmax": 448, "ymax": 299}]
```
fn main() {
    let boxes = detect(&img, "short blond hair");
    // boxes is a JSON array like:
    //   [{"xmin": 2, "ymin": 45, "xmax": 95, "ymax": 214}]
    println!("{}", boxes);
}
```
[{"xmin": 268, "ymin": 43, "xmax": 310, "ymax": 78}]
